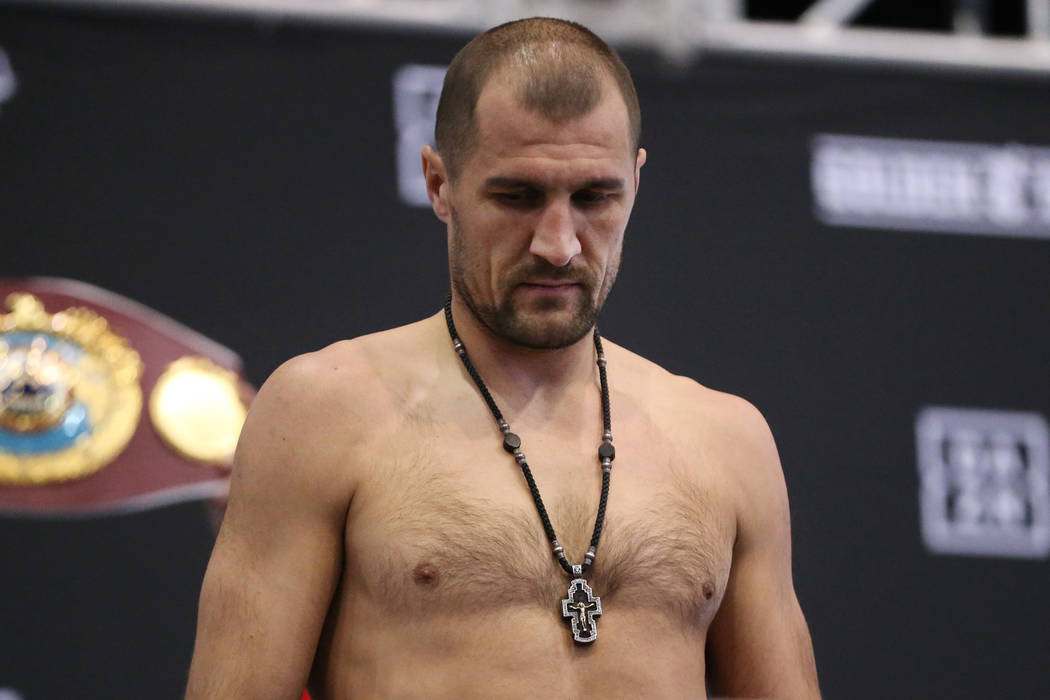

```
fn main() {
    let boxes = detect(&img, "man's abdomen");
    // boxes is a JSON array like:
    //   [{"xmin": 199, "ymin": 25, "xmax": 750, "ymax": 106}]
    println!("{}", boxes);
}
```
[{"xmin": 313, "ymin": 601, "xmax": 708, "ymax": 699}]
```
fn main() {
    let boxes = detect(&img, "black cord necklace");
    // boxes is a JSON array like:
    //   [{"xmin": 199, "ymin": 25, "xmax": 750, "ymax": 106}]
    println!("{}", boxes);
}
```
[{"xmin": 443, "ymin": 298, "xmax": 614, "ymax": 644}]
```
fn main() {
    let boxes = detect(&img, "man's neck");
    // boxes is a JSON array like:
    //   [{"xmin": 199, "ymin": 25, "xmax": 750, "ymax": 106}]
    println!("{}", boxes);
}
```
[{"xmin": 444, "ymin": 296, "xmax": 599, "ymax": 415}]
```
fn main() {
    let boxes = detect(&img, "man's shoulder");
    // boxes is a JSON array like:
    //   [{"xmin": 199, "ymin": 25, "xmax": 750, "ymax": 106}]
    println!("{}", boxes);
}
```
[
  {"xmin": 256, "ymin": 316, "xmax": 440, "ymax": 430},
  {"xmin": 606, "ymin": 340, "xmax": 766, "ymax": 428},
  {"xmin": 605, "ymin": 340, "xmax": 775, "ymax": 468},
  {"xmin": 232, "ymin": 319, "xmax": 440, "ymax": 488},
  {"xmin": 281, "ymin": 316, "xmax": 432, "ymax": 374}
]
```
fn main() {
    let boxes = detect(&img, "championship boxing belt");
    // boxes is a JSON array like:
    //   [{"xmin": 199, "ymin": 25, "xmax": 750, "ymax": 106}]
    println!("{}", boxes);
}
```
[{"xmin": 0, "ymin": 278, "xmax": 254, "ymax": 515}]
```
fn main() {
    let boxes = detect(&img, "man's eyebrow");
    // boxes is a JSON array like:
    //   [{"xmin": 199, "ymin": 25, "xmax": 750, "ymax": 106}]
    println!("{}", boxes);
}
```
[
  {"xmin": 580, "ymin": 178, "xmax": 626, "ymax": 191},
  {"xmin": 483, "ymin": 176, "xmax": 625, "ymax": 190},
  {"xmin": 483, "ymin": 177, "xmax": 535, "ymax": 189}
]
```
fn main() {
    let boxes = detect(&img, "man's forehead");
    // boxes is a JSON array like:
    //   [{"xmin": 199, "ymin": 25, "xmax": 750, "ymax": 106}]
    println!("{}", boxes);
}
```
[{"xmin": 471, "ymin": 72, "xmax": 634, "ymax": 159}]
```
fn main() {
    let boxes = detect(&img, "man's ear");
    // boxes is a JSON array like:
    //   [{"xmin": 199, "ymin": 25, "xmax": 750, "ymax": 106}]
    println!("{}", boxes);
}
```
[
  {"xmin": 422, "ymin": 145, "xmax": 451, "ymax": 224},
  {"xmin": 634, "ymin": 147, "xmax": 647, "ymax": 193}
]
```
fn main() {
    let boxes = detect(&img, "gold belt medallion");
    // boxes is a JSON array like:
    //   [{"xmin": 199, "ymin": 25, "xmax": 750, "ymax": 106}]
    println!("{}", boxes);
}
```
[
  {"xmin": 149, "ymin": 356, "xmax": 246, "ymax": 465},
  {"xmin": 0, "ymin": 293, "xmax": 143, "ymax": 485}
]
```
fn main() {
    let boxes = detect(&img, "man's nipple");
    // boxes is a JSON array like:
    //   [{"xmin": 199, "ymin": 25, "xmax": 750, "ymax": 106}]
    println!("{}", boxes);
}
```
[
  {"xmin": 702, "ymin": 581, "xmax": 715, "ymax": 600},
  {"xmin": 413, "ymin": 561, "xmax": 441, "ymax": 587}
]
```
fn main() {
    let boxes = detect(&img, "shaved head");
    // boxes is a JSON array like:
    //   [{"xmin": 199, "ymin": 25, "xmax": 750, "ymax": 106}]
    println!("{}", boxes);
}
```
[{"xmin": 435, "ymin": 17, "xmax": 641, "ymax": 180}]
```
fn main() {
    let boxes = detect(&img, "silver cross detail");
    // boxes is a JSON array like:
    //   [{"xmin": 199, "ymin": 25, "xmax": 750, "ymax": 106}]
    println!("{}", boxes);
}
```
[{"xmin": 561, "ymin": 571, "xmax": 602, "ymax": 643}]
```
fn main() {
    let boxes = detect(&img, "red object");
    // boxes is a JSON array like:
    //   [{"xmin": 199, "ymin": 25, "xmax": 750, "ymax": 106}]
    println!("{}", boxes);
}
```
[{"xmin": 0, "ymin": 277, "xmax": 254, "ymax": 515}]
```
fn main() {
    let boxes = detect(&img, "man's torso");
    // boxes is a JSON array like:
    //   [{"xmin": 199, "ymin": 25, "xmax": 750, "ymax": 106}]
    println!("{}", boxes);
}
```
[{"xmin": 303, "ymin": 315, "xmax": 741, "ymax": 699}]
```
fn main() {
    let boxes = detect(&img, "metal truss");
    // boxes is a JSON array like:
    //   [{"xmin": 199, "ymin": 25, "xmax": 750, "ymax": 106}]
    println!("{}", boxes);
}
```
[{"xmin": 23, "ymin": 0, "xmax": 1050, "ymax": 74}]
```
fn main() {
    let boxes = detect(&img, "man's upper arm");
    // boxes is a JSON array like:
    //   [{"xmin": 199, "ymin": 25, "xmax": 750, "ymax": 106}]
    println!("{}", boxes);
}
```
[
  {"xmin": 705, "ymin": 397, "xmax": 820, "ymax": 699},
  {"xmin": 185, "ymin": 351, "xmax": 362, "ymax": 699}
]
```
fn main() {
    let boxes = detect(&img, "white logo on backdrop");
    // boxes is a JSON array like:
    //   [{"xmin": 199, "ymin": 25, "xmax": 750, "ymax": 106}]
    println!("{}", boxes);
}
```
[
  {"xmin": 811, "ymin": 134, "xmax": 1050, "ymax": 239},
  {"xmin": 0, "ymin": 46, "xmax": 17, "ymax": 109},
  {"xmin": 393, "ymin": 64, "xmax": 447, "ymax": 207},
  {"xmin": 916, "ymin": 406, "xmax": 1050, "ymax": 559}
]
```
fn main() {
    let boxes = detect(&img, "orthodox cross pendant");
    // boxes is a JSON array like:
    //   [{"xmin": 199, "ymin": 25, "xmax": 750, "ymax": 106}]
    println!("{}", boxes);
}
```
[{"xmin": 561, "ymin": 566, "xmax": 602, "ymax": 644}]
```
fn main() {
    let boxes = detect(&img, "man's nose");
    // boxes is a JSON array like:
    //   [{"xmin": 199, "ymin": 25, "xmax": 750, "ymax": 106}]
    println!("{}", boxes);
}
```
[{"xmin": 529, "ymin": 198, "xmax": 582, "ymax": 267}]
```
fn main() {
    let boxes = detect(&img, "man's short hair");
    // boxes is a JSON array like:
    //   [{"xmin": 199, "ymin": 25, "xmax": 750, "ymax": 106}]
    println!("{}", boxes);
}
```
[{"xmin": 435, "ymin": 17, "xmax": 642, "ymax": 180}]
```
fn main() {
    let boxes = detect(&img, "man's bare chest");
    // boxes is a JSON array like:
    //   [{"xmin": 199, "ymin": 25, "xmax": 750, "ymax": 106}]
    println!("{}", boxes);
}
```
[{"xmin": 345, "ymin": 424, "xmax": 735, "ymax": 631}]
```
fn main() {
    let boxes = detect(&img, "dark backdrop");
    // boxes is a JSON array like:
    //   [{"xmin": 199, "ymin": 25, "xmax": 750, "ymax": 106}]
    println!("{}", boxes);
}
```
[{"xmin": 1, "ymin": 5, "xmax": 1048, "ymax": 698}]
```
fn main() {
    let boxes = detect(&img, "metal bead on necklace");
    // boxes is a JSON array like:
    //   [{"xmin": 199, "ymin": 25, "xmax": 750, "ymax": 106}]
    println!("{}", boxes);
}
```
[{"xmin": 443, "ymin": 298, "xmax": 614, "ymax": 644}]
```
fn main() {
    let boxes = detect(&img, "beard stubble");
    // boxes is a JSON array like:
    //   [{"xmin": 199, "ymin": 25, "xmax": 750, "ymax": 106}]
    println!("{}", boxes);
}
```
[{"xmin": 449, "ymin": 212, "xmax": 619, "ymax": 350}]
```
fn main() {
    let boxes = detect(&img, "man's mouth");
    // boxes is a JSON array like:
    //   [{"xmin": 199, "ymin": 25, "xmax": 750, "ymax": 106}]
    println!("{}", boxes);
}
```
[
  {"xmin": 521, "ymin": 281, "xmax": 578, "ymax": 287},
  {"xmin": 518, "ymin": 281, "xmax": 581, "ymax": 293}
]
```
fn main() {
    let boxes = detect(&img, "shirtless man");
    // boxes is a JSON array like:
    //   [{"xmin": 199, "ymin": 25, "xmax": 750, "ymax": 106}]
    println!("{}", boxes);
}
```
[{"xmin": 186, "ymin": 17, "xmax": 820, "ymax": 699}]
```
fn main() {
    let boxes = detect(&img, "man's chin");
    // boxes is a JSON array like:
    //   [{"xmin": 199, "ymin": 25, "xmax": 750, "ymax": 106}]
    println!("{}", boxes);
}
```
[{"xmin": 497, "ymin": 306, "xmax": 596, "ymax": 350}]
